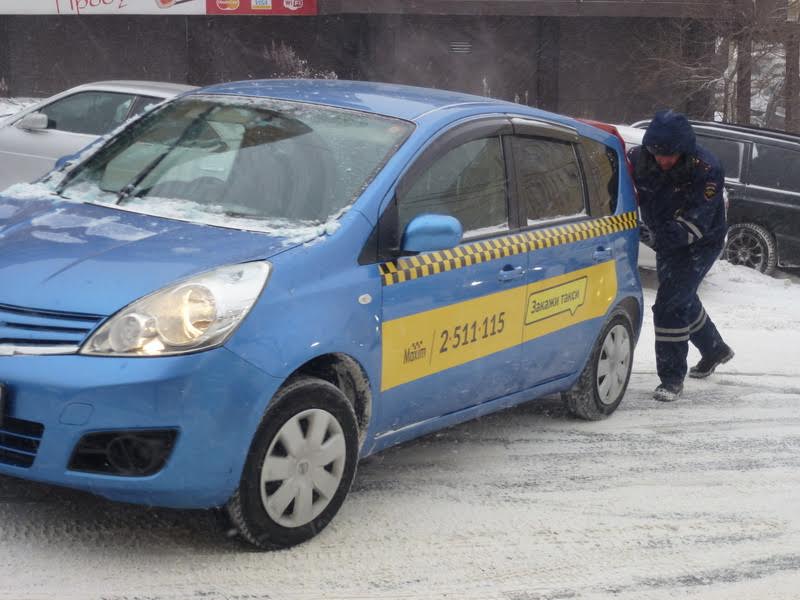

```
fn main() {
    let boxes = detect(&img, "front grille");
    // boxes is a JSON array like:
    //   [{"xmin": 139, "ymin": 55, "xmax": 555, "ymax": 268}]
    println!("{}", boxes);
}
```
[
  {"xmin": 0, "ymin": 416, "xmax": 44, "ymax": 468},
  {"xmin": 0, "ymin": 303, "xmax": 103, "ymax": 354}
]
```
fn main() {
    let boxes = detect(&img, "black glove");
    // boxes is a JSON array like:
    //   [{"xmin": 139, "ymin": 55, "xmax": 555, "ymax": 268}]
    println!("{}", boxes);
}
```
[{"xmin": 639, "ymin": 223, "xmax": 656, "ymax": 249}]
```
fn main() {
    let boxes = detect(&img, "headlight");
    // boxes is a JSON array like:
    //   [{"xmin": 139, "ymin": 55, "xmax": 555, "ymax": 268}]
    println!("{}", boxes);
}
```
[{"xmin": 81, "ymin": 262, "xmax": 270, "ymax": 356}]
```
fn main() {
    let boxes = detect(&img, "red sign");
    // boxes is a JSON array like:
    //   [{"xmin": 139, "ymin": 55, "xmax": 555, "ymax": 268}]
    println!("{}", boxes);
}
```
[
  {"xmin": 0, "ymin": 0, "xmax": 315, "ymax": 15},
  {"xmin": 205, "ymin": 0, "xmax": 317, "ymax": 14}
]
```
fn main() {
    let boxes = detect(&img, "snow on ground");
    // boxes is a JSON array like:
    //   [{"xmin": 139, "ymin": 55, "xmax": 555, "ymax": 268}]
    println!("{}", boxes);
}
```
[{"xmin": 0, "ymin": 260, "xmax": 798, "ymax": 600}]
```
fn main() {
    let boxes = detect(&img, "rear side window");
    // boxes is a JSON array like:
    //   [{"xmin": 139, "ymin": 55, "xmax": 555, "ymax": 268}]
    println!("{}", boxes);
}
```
[
  {"xmin": 696, "ymin": 134, "xmax": 744, "ymax": 180},
  {"xmin": 398, "ymin": 136, "xmax": 509, "ymax": 238},
  {"xmin": 580, "ymin": 137, "xmax": 618, "ymax": 217},
  {"xmin": 749, "ymin": 143, "xmax": 800, "ymax": 193},
  {"xmin": 512, "ymin": 136, "xmax": 584, "ymax": 224}
]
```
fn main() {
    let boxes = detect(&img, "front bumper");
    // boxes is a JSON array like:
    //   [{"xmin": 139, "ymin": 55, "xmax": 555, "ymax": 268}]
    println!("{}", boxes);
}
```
[{"xmin": 0, "ymin": 347, "xmax": 281, "ymax": 508}]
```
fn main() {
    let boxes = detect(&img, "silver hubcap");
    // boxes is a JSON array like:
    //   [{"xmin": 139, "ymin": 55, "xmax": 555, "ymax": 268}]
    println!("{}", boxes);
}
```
[
  {"xmin": 260, "ymin": 408, "xmax": 346, "ymax": 528},
  {"xmin": 596, "ymin": 324, "xmax": 631, "ymax": 405}
]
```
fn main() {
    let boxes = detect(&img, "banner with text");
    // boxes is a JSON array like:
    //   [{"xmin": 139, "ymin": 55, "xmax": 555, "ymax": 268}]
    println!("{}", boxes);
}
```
[{"xmin": 0, "ymin": 0, "xmax": 317, "ymax": 15}]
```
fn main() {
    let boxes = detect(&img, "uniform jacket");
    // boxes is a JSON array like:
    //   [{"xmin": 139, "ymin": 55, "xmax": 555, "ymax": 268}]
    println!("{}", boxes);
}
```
[{"xmin": 628, "ymin": 127, "xmax": 727, "ymax": 257}]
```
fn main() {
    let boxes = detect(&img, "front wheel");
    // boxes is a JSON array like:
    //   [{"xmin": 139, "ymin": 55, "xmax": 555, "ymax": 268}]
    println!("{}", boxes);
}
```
[
  {"xmin": 724, "ymin": 222, "xmax": 777, "ymax": 275},
  {"xmin": 227, "ymin": 376, "xmax": 359, "ymax": 550},
  {"xmin": 563, "ymin": 312, "xmax": 634, "ymax": 420}
]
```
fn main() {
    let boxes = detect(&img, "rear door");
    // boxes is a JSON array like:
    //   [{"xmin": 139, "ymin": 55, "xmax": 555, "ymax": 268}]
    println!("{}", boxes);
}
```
[
  {"xmin": 377, "ymin": 118, "xmax": 527, "ymax": 430},
  {"xmin": 508, "ymin": 120, "xmax": 621, "ymax": 390},
  {"xmin": 742, "ymin": 141, "xmax": 800, "ymax": 265}
]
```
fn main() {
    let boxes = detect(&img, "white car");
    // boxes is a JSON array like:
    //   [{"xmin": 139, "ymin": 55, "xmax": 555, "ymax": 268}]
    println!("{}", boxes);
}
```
[
  {"xmin": 0, "ymin": 80, "xmax": 195, "ymax": 190},
  {"xmin": 614, "ymin": 125, "xmax": 656, "ymax": 269}
]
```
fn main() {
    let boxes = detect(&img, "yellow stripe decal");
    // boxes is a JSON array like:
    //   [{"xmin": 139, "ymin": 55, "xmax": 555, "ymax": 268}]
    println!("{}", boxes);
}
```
[
  {"xmin": 379, "ymin": 211, "xmax": 637, "ymax": 287},
  {"xmin": 381, "ymin": 261, "xmax": 617, "ymax": 391}
]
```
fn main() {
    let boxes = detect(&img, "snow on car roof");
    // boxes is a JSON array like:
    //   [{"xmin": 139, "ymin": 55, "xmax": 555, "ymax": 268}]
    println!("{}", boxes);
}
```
[
  {"xmin": 69, "ymin": 80, "xmax": 197, "ymax": 98},
  {"xmin": 193, "ymin": 79, "xmax": 514, "ymax": 122}
]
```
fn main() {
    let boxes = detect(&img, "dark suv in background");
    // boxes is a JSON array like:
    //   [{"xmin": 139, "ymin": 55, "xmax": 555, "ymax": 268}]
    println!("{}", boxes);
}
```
[{"xmin": 632, "ymin": 119, "xmax": 800, "ymax": 275}]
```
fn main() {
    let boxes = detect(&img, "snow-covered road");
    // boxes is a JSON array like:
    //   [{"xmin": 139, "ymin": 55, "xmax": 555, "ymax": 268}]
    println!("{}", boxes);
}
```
[{"xmin": 1, "ymin": 262, "xmax": 798, "ymax": 599}]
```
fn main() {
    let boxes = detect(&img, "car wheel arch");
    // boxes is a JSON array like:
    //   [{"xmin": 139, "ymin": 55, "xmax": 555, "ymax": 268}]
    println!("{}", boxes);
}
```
[
  {"xmin": 282, "ymin": 352, "xmax": 373, "ymax": 446},
  {"xmin": 614, "ymin": 296, "xmax": 642, "ymax": 341},
  {"xmin": 572, "ymin": 297, "xmax": 640, "ymax": 383},
  {"xmin": 563, "ymin": 307, "xmax": 636, "ymax": 420}
]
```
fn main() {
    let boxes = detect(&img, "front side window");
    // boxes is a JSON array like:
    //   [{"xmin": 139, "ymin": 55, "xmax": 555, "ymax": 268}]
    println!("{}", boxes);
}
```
[
  {"xmin": 398, "ymin": 137, "xmax": 509, "ymax": 238},
  {"xmin": 696, "ymin": 134, "xmax": 744, "ymax": 180},
  {"xmin": 55, "ymin": 95, "xmax": 414, "ymax": 228},
  {"xmin": 749, "ymin": 143, "xmax": 800, "ymax": 193},
  {"xmin": 40, "ymin": 91, "xmax": 136, "ymax": 135},
  {"xmin": 512, "ymin": 136, "xmax": 584, "ymax": 224}
]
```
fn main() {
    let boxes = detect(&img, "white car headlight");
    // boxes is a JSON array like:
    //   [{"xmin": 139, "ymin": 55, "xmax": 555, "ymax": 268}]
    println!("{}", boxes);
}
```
[{"xmin": 81, "ymin": 262, "xmax": 271, "ymax": 357}]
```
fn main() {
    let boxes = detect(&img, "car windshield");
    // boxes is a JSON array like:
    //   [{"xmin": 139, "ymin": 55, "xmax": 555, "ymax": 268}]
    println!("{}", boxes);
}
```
[{"xmin": 56, "ymin": 94, "xmax": 413, "ymax": 230}]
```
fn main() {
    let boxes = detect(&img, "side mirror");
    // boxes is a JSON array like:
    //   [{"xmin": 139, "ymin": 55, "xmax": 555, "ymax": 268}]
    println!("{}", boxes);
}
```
[
  {"xmin": 402, "ymin": 214, "xmax": 463, "ymax": 253},
  {"xmin": 17, "ymin": 112, "xmax": 48, "ymax": 131}
]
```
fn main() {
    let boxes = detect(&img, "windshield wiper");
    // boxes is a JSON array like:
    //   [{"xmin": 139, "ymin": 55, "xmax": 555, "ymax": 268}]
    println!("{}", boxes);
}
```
[{"xmin": 116, "ymin": 107, "xmax": 215, "ymax": 205}]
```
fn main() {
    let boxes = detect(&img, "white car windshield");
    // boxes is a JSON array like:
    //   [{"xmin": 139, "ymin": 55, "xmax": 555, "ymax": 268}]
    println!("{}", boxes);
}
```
[{"xmin": 56, "ymin": 94, "xmax": 413, "ymax": 228}]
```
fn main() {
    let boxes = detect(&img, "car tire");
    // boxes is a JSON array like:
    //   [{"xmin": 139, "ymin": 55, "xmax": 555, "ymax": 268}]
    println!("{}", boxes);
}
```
[
  {"xmin": 563, "ymin": 311, "xmax": 634, "ymax": 421},
  {"xmin": 724, "ymin": 223, "xmax": 778, "ymax": 275},
  {"xmin": 227, "ymin": 376, "xmax": 359, "ymax": 550}
]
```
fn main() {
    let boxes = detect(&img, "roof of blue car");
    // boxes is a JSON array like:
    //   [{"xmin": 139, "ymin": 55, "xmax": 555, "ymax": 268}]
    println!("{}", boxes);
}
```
[{"xmin": 193, "ymin": 79, "xmax": 512, "ymax": 122}]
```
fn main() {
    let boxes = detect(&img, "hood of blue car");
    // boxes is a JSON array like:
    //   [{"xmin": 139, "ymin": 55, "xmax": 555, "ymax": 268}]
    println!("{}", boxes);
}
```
[{"xmin": 0, "ymin": 197, "xmax": 295, "ymax": 315}]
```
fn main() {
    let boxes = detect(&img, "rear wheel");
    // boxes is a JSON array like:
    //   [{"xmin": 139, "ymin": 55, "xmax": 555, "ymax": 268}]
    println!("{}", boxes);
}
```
[
  {"xmin": 724, "ymin": 223, "xmax": 777, "ymax": 275},
  {"xmin": 563, "ymin": 312, "xmax": 634, "ymax": 421},
  {"xmin": 227, "ymin": 376, "xmax": 359, "ymax": 550}
]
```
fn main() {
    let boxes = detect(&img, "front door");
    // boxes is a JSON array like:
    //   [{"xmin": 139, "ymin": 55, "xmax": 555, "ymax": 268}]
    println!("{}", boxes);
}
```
[{"xmin": 377, "ymin": 120, "xmax": 526, "ymax": 432}]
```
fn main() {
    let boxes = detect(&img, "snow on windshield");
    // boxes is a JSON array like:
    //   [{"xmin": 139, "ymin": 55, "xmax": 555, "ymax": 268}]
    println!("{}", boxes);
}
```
[{"xmin": 1, "ymin": 181, "xmax": 346, "ymax": 244}]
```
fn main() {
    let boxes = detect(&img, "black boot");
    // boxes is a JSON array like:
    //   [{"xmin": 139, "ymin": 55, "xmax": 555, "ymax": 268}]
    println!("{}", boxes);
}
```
[
  {"xmin": 653, "ymin": 382, "xmax": 683, "ymax": 402},
  {"xmin": 689, "ymin": 345, "xmax": 734, "ymax": 379}
]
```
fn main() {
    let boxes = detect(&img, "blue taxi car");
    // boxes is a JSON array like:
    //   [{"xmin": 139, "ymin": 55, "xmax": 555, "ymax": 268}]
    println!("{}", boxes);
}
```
[{"xmin": 0, "ymin": 80, "xmax": 642, "ymax": 549}]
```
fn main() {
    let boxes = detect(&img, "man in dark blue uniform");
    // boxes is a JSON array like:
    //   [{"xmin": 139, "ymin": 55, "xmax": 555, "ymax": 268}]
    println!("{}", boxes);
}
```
[{"xmin": 629, "ymin": 110, "xmax": 734, "ymax": 402}]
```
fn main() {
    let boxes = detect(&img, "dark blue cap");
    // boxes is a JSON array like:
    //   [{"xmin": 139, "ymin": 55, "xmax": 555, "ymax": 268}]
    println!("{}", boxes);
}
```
[{"xmin": 642, "ymin": 110, "xmax": 696, "ymax": 156}]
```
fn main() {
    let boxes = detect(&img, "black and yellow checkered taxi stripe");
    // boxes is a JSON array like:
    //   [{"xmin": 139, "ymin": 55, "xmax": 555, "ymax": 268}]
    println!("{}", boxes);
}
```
[{"xmin": 379, "ymin": 211, "xmax": 638, "ymax": 287}]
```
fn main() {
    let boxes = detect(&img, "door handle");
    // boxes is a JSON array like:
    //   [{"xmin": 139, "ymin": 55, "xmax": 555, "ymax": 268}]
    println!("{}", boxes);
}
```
[
  {"xmin": 593, "ymin": 247, "xmax": 613, "ymax": 262},
  {"xmin": 498, "ymin": 265, "xmax": 524, "ymax": 282}
]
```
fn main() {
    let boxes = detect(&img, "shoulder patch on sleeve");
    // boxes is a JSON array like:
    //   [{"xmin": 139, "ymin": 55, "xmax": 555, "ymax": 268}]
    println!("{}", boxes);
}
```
[{"xmin": 704, "ymin": 182, "xmax": 718, "ymax": 200}]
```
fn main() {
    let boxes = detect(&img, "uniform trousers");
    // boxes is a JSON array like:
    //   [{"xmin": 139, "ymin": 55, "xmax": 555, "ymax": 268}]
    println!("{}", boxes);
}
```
[{"xmin": 653, "ymin": 241, "xmax": 726, "ymax": 386}]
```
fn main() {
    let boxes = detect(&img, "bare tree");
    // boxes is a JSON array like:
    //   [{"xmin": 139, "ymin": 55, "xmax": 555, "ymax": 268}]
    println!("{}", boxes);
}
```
[
  {"xmin": 627, "ymin": 18, "xmax": 736, "ymax": 120},
  {"xmin": 625, "ymin": 1, "xmax": 800, "ymax": 132},
  {"xmin": 263, "ymin": 41, "xmax": 338, "ymax": 80},
  {"xmin": 785, "ymin": 0, "xmax": 800, "ymax": 131}
]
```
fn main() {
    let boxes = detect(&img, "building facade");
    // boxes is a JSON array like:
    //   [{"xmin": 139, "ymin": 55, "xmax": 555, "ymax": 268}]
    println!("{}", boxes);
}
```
[{"xmin": 0, "ymin": 1, "xmax": 749, "ymax": 122}]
